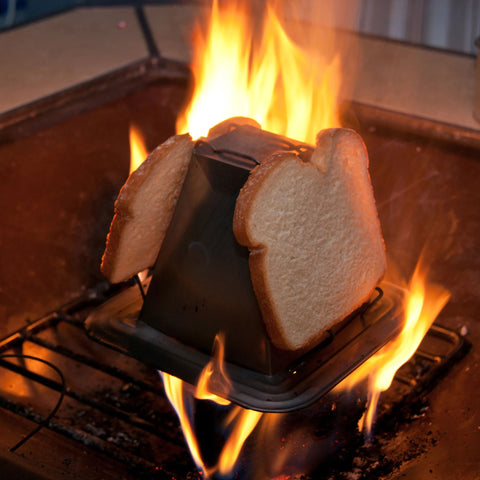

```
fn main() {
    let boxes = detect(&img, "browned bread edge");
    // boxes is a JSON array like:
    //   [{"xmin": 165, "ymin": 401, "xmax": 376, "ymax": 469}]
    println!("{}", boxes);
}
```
[{"xmin": 101, "ymin": 133, "xmax": 193, "ymax": 283}]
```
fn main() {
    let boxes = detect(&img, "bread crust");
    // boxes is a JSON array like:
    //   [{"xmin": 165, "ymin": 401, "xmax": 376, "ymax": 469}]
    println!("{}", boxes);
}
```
[
  {"xmin": 101, "ymin": 133, "xmax": 193, "ymax": 283},
  {"xmin": 233, "ymin": 128, "xmax": 386, "ymax": 351}
]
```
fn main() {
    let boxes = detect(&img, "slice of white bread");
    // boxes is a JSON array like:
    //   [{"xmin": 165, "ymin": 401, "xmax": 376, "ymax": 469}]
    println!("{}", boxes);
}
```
[
  {"xmin": 233, "ymin": 128, "xmax": 386, "ymax": 351},
  {"xmin": 101, "ymin": 133, "xmax": 193, "ymax": 283}
]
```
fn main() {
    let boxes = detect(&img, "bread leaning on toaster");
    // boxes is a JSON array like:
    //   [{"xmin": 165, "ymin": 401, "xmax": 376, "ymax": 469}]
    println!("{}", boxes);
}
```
[
  {"xmin": 101, "ymin": 121, "xmax": 386, "ymax": 351},
  {"xmin": 101, "ymin": 133, "xmax": 194, "ymax": 284},
  {"xmin": 233, "ymin": 128, "xmax": 385, "ymax": 350}
]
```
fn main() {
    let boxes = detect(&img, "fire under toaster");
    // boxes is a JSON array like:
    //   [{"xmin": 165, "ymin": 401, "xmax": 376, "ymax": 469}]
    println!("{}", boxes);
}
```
[{"xmin": 85, "ymin": 123, "xmax": 404, "ymax": 412}]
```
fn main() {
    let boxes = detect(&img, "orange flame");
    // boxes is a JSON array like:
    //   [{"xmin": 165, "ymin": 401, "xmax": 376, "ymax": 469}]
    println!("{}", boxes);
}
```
[
  {"xmin": 195, "ymin": 334, "xmax": 232, "ymax": 405},
  {"xmin": 177, "ymin": 0, "xmax": 342, "ymax": 143},
  {"xmin": 217, "ymin": 406, "xmax": 263, "ymax": 476},
  {"xmin": 129, "ymin": 124, "xmax": 148, "ymax": 174},
  {"xmin": 161, "ymin": 335, "xmax": 263, "ymax": 478},
  {"xmin": 160, "ymin": 373, "xmax": 208, "ymax": 473},
  {"xmin": 338, "ymin": 258, "xmax": 450, "ymax": 435}
]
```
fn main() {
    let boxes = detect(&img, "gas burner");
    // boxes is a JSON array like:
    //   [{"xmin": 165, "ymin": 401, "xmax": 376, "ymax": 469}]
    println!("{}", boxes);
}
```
[{"xmin": 0, "ymin": 283, "xmax": 468, "ymax": 477}]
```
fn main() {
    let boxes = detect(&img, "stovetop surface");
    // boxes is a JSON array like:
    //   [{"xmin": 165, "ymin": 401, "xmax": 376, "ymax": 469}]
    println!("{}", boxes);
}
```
[
  {"xmin": 0, "ymin": 71, "xmax": 478, "ymax": 478},
  {"xmin": 363, "ymin": 124, "xmax": 480, "ymax": 480}
]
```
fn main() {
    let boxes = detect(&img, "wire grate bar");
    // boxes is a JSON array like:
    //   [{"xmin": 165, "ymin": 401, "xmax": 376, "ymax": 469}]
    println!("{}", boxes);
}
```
[
  {"xmin": 0, "ymin": 356, "xmax": 182, "ymax": 443},
  {"xmin": 25, "ymin": 331, "xmax": 165, "ymax": 395},
  {"xmin": 0, "ymin": 392, "xmax": 167, "ymax": 477}
]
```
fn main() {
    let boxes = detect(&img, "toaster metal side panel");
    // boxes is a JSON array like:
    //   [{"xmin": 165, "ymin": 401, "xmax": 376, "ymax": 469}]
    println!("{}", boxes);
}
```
[{"xmin": 138, "ymin": 146, "xmax": 301, "ymax": 374}]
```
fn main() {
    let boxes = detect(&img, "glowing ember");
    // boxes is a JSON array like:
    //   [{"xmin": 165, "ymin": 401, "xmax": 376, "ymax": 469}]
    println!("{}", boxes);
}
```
[
  {"xmin": 128, "ymin": 124, "xmax": 148, "ymax": 174},
  {"xmin": 338, "ymin": 257, "xmax": 450, "ymax": 436},
  {"xmin": 177, "ymin": 0, "xmax": 342, "ymax": 144}
]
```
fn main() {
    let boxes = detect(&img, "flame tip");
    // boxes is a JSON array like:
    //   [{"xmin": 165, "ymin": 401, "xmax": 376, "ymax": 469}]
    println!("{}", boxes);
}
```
[
  {"xmin": 338, "ymin": 260, "xmax": 450, "ymax": 436},
  {"xmin": 129, "ymin": 124, "xmax": 148, "ymax": 174}
]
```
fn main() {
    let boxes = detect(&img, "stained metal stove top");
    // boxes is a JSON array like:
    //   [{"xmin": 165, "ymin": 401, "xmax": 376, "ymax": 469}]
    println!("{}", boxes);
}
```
[{"xmin": 0, "ymin": 58, "xmax": 478, "ymax": 479}]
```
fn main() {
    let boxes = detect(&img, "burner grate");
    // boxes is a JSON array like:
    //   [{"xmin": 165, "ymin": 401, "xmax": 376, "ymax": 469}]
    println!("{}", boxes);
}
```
[
  {"xmin": 0, "ymin": 285, "xmax": 197, "ymax": 479},
  {"xmin": 0, "ymin": 285, "xmax": 470, "ymax": 479}
]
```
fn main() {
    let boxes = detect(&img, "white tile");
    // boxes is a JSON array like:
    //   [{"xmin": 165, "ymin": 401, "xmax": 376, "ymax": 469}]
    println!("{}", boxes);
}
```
[
  {"xmin": 353, "ymin": 36, "xmax": 478, "ymax": 130},
  {"xmin": 0, "ymin": 7, "xmax": 148, "ymax": 114}
]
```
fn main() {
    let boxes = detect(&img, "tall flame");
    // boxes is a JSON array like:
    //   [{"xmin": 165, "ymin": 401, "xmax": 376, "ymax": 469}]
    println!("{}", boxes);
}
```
[
  {"xmin": 161, "ymin": 373, "xmax": 208, "ymax": 473},
  {"xmin": 177, "ymin": 0, "xmax": 341, "ymax": 143},
  {"xmin": 338, "ymin": 258, "xmax": 450, "ymax": 436}
]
